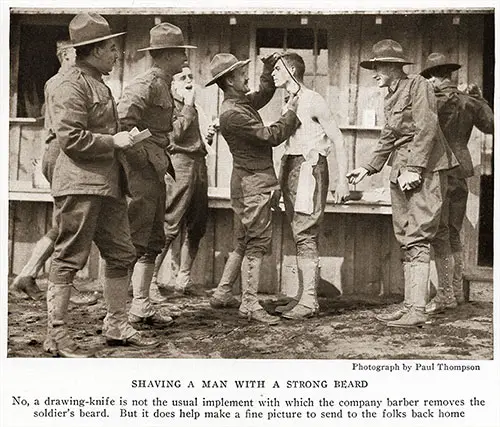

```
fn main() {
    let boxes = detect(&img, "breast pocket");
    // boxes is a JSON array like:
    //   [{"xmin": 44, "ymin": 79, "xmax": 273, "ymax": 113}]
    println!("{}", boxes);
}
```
[
  {"xmin": 388, "ymin": 96, "xmax": 414, "ymax": 135},
  {"xmin": 88, "ymin": 86, "xmax": 116, "ymax": 133}
]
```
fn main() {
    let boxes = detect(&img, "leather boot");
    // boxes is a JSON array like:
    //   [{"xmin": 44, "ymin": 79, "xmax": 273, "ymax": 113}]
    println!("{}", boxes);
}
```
[
  {"xmin": 239, "ymin": 255, "xmax": 279, "ymax": 325},
  {"xmin": 426, "ymin": 254, "xmax": 457, "ymax": 314},
  {"xmin": 210, "ymin": 252, "xmax": 242, "ymax": 309},
  {"xmin": 129, "ymin": 262, "xmax": 173, "ymax": 326},
  {"xmin": 452, "ymin": 251, "xmax": 465, "ymax": 304},
  {"xmin": 275, "ymin": 257, "xmax": 303, "ymax": 314},
  {"xmin": 376, "ymin": 262, "xmax": 411, "ymax": 322},
  {"xmin": 175, "ymin": 238, "xmax": 197, "ymax": 294},
  {"xmin": 10, "ymin": 235, "xmax": 54, "ymax": 300},
  {"xmin": 69, "ymin": 287, "xmax": 99, "ymax": 306},
  {"xmin": 282, "ymin": 257, "xmax": 319, "ymax": 320},
  {"xmin": 388, "ymin": 262, "xmax": 429, "ymax": 328},
  {"xmin": 44, "ymin": 282, "xmax": 92, "ymax": 357},
  {"xmin": 103, "ymin": 274, "xmax": 159, "ymax": 348}
]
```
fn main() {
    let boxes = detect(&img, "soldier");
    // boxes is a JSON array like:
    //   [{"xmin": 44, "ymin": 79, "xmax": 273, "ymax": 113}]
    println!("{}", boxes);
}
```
[
  {"xmin": 9, "ymin": 40, "xmax": 98, "ymax": 306},
  {"xmin": 117, "ymin": 23, "xmax": 196, "ymax": 326},
  {"xmin": 420, "ymin": 53, "xmax": 494, "ymax": 314},
  {"xmin": 347, "ymin": 40, "xmax": 458, "ymax": 328},
  {"xmin": 207, "ymin": 53, "xmax": 301, "ymax": 324},
  {"xmin": 45, "ymin": 12, "xmax": 158, "ymax": 357},
  {"xmin": 152, "ymin": 66, "xmax": 216, "ymax": 294},
  {"xmin": 271, "ymin": 52, "xmax": 350, "ymax": 319}
]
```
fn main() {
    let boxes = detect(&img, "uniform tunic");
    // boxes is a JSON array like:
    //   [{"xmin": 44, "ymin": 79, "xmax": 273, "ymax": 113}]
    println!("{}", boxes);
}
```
[
  {"xmin": 220, "ymin": 70, "xmax": 301, "ymax": 257},
  {"xmin": 117, "ymin": 66, "xmax": 179, "ymax": 261},
  {"xmin": 47, "ymin": 60, "xmax": 135, "ymax": 283},
  {"xmin": 434, "ymin": 82, "xmax": 494, "ymax": 253},
  {"xmin": 362, "ymin": 74, "xmax": 458, "ymax": 261},
  {"xmin": 163, "ymin": 94, "xmax": 209, "ymax": 250}
]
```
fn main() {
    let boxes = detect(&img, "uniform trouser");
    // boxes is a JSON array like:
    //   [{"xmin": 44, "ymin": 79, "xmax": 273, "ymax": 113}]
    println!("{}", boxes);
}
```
[
  {"xmin": 391, "ymin": 170, "xmax": 449, "ymax": 263},
  {"xmin": 232, "ymin": 192, "xmax": 274, "ymax": 258},
  {"xmin": 127, "ymin": 165, "xmax": 166, "ymax": 263},
  {"xmin": 446, "ymin": 175, "xmax": 468, "ymax": 254},
  {"xmin": 49, "ymin": 195, "xmax": 136, "ymax": 283},
  {"xmin": 164, "ymin": 154, "xmax": 209, "ymax": 252},
  {"xmin": 280, "ymin": 154, "xmax": 329, "ymax": 259},
  {"xmin": 42, "ymin": 140, "xmax": 60, "ymax": 243}
]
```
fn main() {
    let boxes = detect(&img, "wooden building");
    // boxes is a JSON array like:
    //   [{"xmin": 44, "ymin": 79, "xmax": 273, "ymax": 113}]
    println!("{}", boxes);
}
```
[{"xmin": 8, "ymin": 8, "xmax": 494, "ymax": 298}]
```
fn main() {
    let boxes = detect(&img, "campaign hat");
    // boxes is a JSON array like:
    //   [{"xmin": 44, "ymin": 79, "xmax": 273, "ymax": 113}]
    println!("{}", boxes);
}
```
[
  {"xmin": 137, "ymin": 23, "xmax": 196, "ymax": 51},
  {"xmin": 420, "ymin": 52, "xmax": 461, "ymax": 78},
  {"xmin": 205, "ymin": 53, "xmax": 251, "ymax": 87},
  {"xmin": 360, "ymin": 39, "xmax": 413, "ymax": 70},
  {"xmin": 68, "ymin": 12, "xmax": 126, "ymax": 48}
]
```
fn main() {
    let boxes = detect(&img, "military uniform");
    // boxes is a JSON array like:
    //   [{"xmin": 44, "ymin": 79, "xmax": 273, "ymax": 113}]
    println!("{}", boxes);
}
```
[
  {"xmin": 117, "ymin": 65, "xmax": 176, "ymax": 318},
  {"xmin": 430, "ymin": 81, "xmax": 493, "ymax": 305},
  {"xmin": 48, "ymin": 59, "xmax": 136, "ymax": 343},
  {"xmin": 208, "ymin": 55, "xmax": 300, "ymax": 322},
  {"xmin": 155, "ymin": 92, "xmax": 209, "ymax": 291}
]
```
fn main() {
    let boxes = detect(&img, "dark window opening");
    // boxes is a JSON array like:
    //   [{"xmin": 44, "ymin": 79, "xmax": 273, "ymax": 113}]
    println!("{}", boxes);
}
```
[
  {"xmin": 477, "ymin": 13, "xmax": 494, "ymax": 267},
  {"xmin": 17, "ymin": 24, "xmax": 69, "ymax": 118}
]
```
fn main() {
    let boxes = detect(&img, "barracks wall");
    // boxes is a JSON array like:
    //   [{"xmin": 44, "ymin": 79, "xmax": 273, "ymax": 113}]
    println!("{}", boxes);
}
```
[{"xmin": 8, "ymin": 11, "xmax": 493, "ymax": 297}]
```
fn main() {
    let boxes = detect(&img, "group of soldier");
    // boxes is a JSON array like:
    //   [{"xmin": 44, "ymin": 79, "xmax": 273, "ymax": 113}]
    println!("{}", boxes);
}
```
[{"xmin": 9, "ymin": 12, "xmax": 493, "ymax": 357}]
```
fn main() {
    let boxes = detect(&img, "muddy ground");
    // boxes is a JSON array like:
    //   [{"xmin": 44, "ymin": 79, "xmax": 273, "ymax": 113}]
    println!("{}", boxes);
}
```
[{"xmin": 7, "ymin": 277, "xmax": 493, "ymax": 359}]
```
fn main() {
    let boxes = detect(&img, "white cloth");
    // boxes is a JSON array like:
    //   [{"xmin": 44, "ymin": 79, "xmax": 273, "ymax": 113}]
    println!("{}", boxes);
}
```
[{"xmin": 294, "ymin": 150, "xmax": 319, "ymax": 214}]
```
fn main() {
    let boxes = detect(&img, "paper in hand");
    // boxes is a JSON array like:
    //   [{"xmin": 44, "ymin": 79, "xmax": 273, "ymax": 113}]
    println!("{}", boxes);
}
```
[
  {"xmin": 129, "ymin": 127, "xmax": 152, "ymax": 145},
  {"xmin": 397, "ymin": 174, "xmax": 408, "ymax": 191}
]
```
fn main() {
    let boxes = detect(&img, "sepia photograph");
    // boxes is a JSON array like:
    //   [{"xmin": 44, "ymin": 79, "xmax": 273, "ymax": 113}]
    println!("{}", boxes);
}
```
[{"xmin": 5, "ymin": 4, "xmax": 494, "ymax": 363}]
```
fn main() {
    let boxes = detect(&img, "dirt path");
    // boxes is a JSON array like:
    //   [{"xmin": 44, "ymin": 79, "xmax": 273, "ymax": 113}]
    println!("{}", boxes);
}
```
[{"xmin": 7, "ymin": 278, "xmax": 493, "ymax": 359}]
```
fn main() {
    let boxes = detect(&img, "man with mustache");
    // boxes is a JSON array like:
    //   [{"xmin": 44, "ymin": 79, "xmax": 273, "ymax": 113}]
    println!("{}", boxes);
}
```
[
  {"xmin": 207, "ymin": 53, "xmax": 300, "ymax": 324},
  {"xmin": 45, "ymin": 13, "xmax": 155, "ymax": 357}
]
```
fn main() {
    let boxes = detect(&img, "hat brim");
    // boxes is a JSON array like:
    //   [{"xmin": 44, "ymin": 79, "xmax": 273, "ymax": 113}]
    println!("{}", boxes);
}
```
[
  {"xmin": 69, "ymin": 31, "xmax": 126, "ymax": 48},
  {"xmin": 205, "ymin": 59, "xmax": 251, "ymax": 87},
  {"xmin": 420, "ymin": 63, "xmax": 461, "ymax": 78},
  {"xmin": 137, "ymin": 44, "xmax": 197, "ymax": 52},
  {"xmin": 360, "ymin": 58, "xmax": 413, "ymax": 70}
]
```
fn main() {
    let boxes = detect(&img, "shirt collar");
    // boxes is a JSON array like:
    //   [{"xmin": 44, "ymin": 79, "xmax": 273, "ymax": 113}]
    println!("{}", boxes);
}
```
[
  {"xmin": 388, "ymin": 78, "xmax": 402, "ymax": 94},
  {"xmin": 75, "ymin": 59, "xmax": 104, "ymax": 81}
]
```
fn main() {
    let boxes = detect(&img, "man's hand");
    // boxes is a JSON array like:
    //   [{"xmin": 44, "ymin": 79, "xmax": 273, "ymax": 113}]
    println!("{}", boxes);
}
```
[
  {"xmin": 182, "ymin": 87, "xmax": 195, "ymax": 106},
  {"xmin": 398, "ymin": 170, "xmax": 422, "ymax": 191},
  {"xmin": 465, "ymin": 83, "xmax": 483, "ymax": 98},
  {"xmin": 346, "ymin": 167, "xmax": 369, "ymax": 185},
  {"xmin": 261, "ymin": 52, "xmax": 281, "ymax": 69},
  {"xmin": 206, "ymin": 123, "xmax": 217, "ymax": 145},
  {"xmin": 333, "ymin": 180, "xmax": 350, "ymax": 204},
  {"xmin": 285, "ymin": 94, "xmax": 299, "ymax": 113},
  {"xmin": 113, "ymin": 131, "xmax": 134, "ymax": 149},
  {"xmin": 270, "ymin": 190, "xmax": 282, "ymax": 212}
]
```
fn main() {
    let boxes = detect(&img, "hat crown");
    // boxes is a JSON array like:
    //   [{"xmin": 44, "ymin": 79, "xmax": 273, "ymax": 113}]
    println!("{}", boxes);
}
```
[
  {"xmin": 210, "ymin": 54, "xmax": 239, "ymax": 78},
  {"xmin": 372, "ymin": 39, "xmax": 407, "ymax": 61},
  {"xmin": 149, "ymin": 23, "xmax": 187, "ymax": 48},
  {"xmin": 424, "ymin": 52, "xmax": 451, "ymax": 69},
  {"xmin": 69, "ymin": 12, "xmax": 112, "ymax": 45}
]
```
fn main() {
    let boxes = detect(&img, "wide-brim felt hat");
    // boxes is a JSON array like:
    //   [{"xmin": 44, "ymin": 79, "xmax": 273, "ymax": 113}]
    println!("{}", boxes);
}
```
[
  {"xmin": 420, "ymin": 52, "xmax": 461, "ymax": 78},
  {"xmin": 138, "ymin": 23, "xmax": 196, "ymax": 51},
  {"xmin": 360, "ymin": 39, "xmax": 413, "ymax": 70},
  {"xmin": 205, "ymin": 53, "xmax": 251, "ymax": 86},
  {"xmin": 68, "ymin": 12, "xmax": 126, "ymax": 48}
]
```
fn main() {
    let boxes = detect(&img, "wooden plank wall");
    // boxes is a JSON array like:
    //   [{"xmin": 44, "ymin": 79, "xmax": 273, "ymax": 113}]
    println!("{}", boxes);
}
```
[{"xmin": 8, "ymin": 12, "xmax": 490, "ymax": 294}]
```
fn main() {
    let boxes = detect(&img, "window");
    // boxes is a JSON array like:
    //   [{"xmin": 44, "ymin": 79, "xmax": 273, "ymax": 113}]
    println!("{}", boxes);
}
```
[
  {"xmin": 256, "ymin": 27, "xmax": 328, "ymax": 94},
  {"xmin": 16, "ymin": 24, "xmax": 69, "ymax": 118}
]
